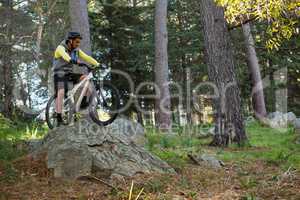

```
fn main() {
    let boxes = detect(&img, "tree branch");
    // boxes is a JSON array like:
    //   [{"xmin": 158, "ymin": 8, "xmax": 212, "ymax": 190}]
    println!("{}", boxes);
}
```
[
  {"xmin": 46, "ymin": 0, "xmax": 58, "ymax": 17},
  {"xmin": 228, "ymin": 17, "xmax": 258, "ymax": 30}
]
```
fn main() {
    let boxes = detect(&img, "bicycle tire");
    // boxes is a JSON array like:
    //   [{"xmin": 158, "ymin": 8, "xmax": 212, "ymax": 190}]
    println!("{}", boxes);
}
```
[
  {"xmin": 88, "ymin": 82, "xmax": 120, "ymax": 126},
  {"xmin": 45, "ymin": 95, "xmax": 74, "ymax": 129},
  {"xmin": 45, "ymin": 95, "xmax": 56, "ymax": 129}
]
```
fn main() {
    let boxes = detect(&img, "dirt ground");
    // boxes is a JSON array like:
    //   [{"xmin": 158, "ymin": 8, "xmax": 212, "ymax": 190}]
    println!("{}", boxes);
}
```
[{"xmin": 1, "ymin": 154, "xmax": 300, "ymax": 200}]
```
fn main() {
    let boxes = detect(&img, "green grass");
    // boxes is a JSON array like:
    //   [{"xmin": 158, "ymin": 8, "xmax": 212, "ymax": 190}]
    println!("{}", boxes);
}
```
[
  {"xmin": 0, "ymin": 116, "xmax": 299, "ymax": 199},
  {"xmin": 217, "ymin": 121, "xmax": 300, "ymax": 169},
  {"xmin": 146, "ymin": 121, "xmax": 300, "ymax": 170},
  {"xmin": 0, "ymin": 114, "xmax": 48, "ymax": 183},
  {"xmin": 0, "ymin": 114, "xmax": 48, "ymax": 141},
  {"xmin": 146, "ymin": 127, "xmax": 209, "ymax": 168},
  {"xmin": 146, "ymin": 132, "xmax": 203, "ymax": 150},
  {"xmin": 1, "ymin": 112, "xmax": 299, "ymax": 172},
  {"xmin": 0, "ymin": 140, "xmax": 26, "ymax": 161},
  {"xmin": 145, "ymin": 126, "xmax": 214, "ymax": 169},
  {"xmin": 0, "ymin": 115, "xmax": 45, "ymax": 162},
  {"xmin": 0, "ymin": 139, "xmax": 26, "ymax": 183}
]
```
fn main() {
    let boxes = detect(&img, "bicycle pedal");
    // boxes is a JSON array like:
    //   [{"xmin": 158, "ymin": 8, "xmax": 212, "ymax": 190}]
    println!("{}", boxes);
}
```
[{"xmin": 74, "ymin": 113, "xmax": 82, "ymax": 121}]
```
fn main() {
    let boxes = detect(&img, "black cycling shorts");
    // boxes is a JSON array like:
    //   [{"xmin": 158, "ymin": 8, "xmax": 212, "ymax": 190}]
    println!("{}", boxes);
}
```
[{"xmin": 54, "ymin": 73, "xmax": 83, "ymax": 97}]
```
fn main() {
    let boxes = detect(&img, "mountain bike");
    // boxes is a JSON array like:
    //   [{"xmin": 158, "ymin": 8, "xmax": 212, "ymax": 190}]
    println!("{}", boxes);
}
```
[{"xmin": 45, "ymin": 64, "xmax": 120, "ymax": 129}]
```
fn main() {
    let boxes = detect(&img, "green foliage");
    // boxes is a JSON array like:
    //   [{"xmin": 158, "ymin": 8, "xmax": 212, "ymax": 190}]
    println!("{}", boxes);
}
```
[
  {"xmin": 146, "ymin": 130, "xmax": 203, "ymax": 150},
  {"xmin": 0, "ymin": 114, "xmax": 13, "ymax": 130},
  {"xmin": 0, "ymin": 140, "xmax": 24, "ymax": 184},
  {"xmin": 147, "ymin": 121, "xmax": 300, "ymax": 170},
  {"xmin": 0, "ymin": 114, "xmax": 48, "ymax": 141},
  {"xmin": 241, "ymin": 194, "xmax": 259, "ymax": 200},
  {"xmin": 146, "ymin": 129, "xmax": 206, "ymax": 168},
  {"xmin": 239, "ymin": 176, "xmax": 258, "ymax": 189},
  {"xmin": 0, "ymin": 115, "xmax": 47, "ymax": 183},
  {"xmin": 217, "ymin": 121, "xmax": 300, "ymax": 169},
  {"xmin": 151, "ymin": 148, "xmax": 187, "ymax": 169},
  {"xmin": 89, "ymin": 0, "xmax": 205, "ymax": 115},
  {"xmin": 0, "ymin": 140, "xmax": 25, "ymax": 162},
  {"xmin": 215, "ymin": 0, "xmax": 300, "ymax": 49},
  {"xmin": 0, "ymin": 162, "xmax": 19, "ymax": 184},
  {"xmin": 0, "ymin": 114, "xmax": 47, "ymax": 184}
]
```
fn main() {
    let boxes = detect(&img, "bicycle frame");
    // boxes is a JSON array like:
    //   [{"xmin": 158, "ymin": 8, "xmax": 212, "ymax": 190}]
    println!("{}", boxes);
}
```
[
  {"xmin": 64, "ymin": 72, "xmax": 95, "ymax": 112},
  {"xmin": 46, "ymin": 65, "xmax": 118, "ymax": 129}
]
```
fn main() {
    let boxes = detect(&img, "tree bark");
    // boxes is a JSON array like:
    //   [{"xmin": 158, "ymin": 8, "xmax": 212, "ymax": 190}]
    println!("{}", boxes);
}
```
[
  {"xmin": 35, "ymin": 0, "xmax": 58, "ymax": 63},
  {"xmin": 267, "ymin": 59, "xmax": 276, "ymax": 112},
  {"xmin": 36, "ymin": 20, "xmax": 43, "ymax": 63},
  {"xmin": 242, "ymin": 23, "xmax": 267, "ymax": 119},
  {"xmin": 186, "ymin": 67, "xmax": 192, "ymax": 124},
  {"xmin": 2, "ymin": 0, "xmax": 14, "ymax": 118},
  {"xmin": 69, "ymin": 0, "xmax": 92, "ymax": 54},
  {"xmin": 199, "ymin": 0, "xmax": 248, "ymax": 146},
  {"xmin": 137, "ymin": 111, "xmax": 144, "ymax": 126},
  {"xmin": 135, "ymin": 99, "xmax": 144, "ymax": 126},
  {"xmin": 2, "ymin": 50, "xmax": 14, "ymax": 118},
  {"xmin": 154, "ymin": 0, "xmax": 172, "ymax": 131}
]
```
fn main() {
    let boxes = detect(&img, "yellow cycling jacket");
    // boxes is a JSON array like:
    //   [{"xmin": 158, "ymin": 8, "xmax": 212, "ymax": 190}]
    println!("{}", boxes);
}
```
[{"xmin": 53, "ymin": 40, "xmax": 99, "ymax": 74}]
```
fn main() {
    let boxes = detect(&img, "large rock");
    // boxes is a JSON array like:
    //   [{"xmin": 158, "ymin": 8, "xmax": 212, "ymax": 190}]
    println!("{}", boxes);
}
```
[
  {"xmin": 284, "ymin": 112, "xmax": 297, "ymax": 124},
  {"xmin": 107, "ymin": 117, "xmax": 146, "ymax": 146},
  {"xmin": 293, "ymin": 118, "xmax": 300, "ymax": 129},
  {"xmin": 293, "ymin": 118, "xmax": 300, "ymax": 134},
  {"xmin": 199, "ymin": 154, "xmax": 224, "ymax": 169},
  {"xmin": 267, "ymin": 112, "xmax": 292, "ymax": 129},
  {"xmin": 268, "ymin": 112, "xmax": 287, "ymax": 129},
  {"xmin": 268, "ymin": 111, "xmax": 283, "ymax": 119},
  {"xmin": 188, "ymin": 154, "xmax": 224, "ymax": 169},
  {"xmin": 33, "ymin": 118, "xmax": 175, "ymax": 179},
  {"xmin": 267, "ymin": 112, "xmax": 297, "ymax": 129}
]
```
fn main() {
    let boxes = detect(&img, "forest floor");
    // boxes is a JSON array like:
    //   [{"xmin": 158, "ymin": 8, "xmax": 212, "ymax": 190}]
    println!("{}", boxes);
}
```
[{"xmin": 0, "ymin": 118, "xmax": 300, "ymax": 200}]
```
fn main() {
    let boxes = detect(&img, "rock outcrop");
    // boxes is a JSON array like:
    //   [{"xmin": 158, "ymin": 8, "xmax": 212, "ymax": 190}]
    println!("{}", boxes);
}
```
[
  {"xmin": 267, "ymin": 112, "xmax": 297, "ymax": 129},
  {"xmin": 32, "ymin": 118, "xmax": 175, "ymax": 179},
  {"xmin": 107, "ymin": 117, "xmax": 146, "ymax": 146},
  {"xmin": 188, "ymin": 153, "xmax": 224, "ymax": 169},
  {"xmin": 293, "ymin": 118, "xmax": 300, "ymax": 129}
]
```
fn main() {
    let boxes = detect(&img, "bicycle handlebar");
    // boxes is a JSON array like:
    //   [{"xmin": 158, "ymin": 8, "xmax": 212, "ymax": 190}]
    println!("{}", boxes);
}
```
[{"xmin": 78, "ymin": 63, "xmax": 108, "ymax": 71}]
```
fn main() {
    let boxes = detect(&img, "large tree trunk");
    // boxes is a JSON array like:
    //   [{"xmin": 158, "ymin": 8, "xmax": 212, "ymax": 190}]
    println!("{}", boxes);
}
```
[
  {"xmin": 2, "ymin": 51, "xmax": 14, "ymax": 118},
  {"xmin": 69, "ymin": 0, "xmax": 92, "ymax": 54},
  {"xmin": 199, "ymin": 0, "xmax": 248, "ymax": 146},
  {"xmin": 35, "ymin": 1, "xmax": 57, "ymax": 62},
  {"xmin": 154, "ymin": 0, "xmax": 172, "ymax": 131},
  {"xmin": 267, "ymin": 59, "xmax": 276, "ymax": 112},
  {"xmin": 186, "ymin": 67, "xmax": 192, "ymax": 124},
  {"xmin": 242, "ymin": 23, "xmax": 267, "ymax": 119},
  {"xmin": 2, "ymin": 0, "xmax": 14, "ymax": 118}
]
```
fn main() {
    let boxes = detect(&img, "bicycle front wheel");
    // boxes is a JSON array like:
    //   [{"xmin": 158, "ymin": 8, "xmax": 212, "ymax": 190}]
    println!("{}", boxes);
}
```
[{"xmin": 88, "ymin": 82, "xmax": 120, "ymax": 126}]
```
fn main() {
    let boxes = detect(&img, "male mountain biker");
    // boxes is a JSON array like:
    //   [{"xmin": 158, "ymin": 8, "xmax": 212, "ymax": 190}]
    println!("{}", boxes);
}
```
[{"xmin": 53, "ymin": 31, "xmax": 100, "ymax": 126}]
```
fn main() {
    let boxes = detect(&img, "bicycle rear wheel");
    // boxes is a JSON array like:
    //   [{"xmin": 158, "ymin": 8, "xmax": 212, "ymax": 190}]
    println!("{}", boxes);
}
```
[{"xmin": 88, "ymin": 82, "xmax": 120, "ymax": 126}]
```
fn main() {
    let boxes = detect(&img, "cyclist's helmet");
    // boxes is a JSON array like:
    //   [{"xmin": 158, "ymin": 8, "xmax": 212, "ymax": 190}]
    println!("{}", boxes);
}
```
[{"xmin": 67, "ymin": 31, "xmax": 82, "ymax": 40}]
